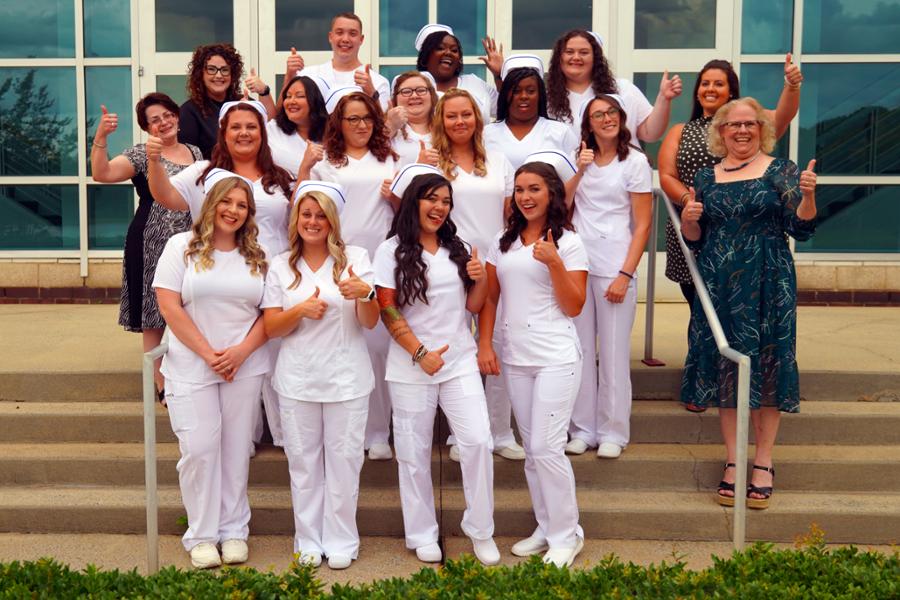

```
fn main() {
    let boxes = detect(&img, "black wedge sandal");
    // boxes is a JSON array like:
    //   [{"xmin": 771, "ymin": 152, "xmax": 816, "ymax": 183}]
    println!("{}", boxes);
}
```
[
  {"xmin": 747, "ymin": 464, "xmax": 775, "ymax": 510},
  {"xmin": 716, "ymin": 462, "xmax": 737, "ymax": 507}
]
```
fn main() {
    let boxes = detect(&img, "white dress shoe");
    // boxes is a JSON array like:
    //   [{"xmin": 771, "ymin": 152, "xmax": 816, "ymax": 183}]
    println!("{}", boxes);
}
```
[
  {"xmin": 511, "ymin": 534, "xmax": 549, "ymax": 557},
  {"xmin": 471, "ymin": 537, "xmax": 501, "ymax": 566},
  {"xmin": 597, "ymin": 442, "xmax": 623, "ymax": 458},
  {"xmin": 565, "ymin": 438, "xmax": 590, "ymax": 455},
  {"xmin": 298, "ymin": 551, "xmax": 322, "ymax": 567},
  {"xmin": 327, "ymin": 554, "xmax": 352, "ymax": 570},
  {"xmin": 189, "ymin": 542, "xmax": 221, "ymax": 569},
  {"xmin": 542, "ymin": 537, "xmax": 584, "ymax": 568},
  {"xmin": 448, "ymin": 444, "xmax": 460, "ymax": 462},
  {"xmin": 220, "ymin": 539, "xmax": 248, "ymax": 564},
  {"xmin": 416, "ymin": 542, "xmax": 443, "ymax": 563},
  {"xmin": 494, "ymin": 442, "xmax": 526, "ymax": 460},
  {"xmin": 368, "ymin": 443, "xmax": 393, "ymax": 461}
]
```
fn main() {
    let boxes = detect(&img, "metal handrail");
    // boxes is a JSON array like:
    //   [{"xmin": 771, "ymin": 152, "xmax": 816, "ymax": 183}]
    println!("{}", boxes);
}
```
[
  {"xmin": 142, "ymin": 338, "xmax": 168, "ymax": 574},
  {"xmin": 641, "ymin": 191, "xmax": 664, "ymax": 366},
  {"xmin": 659, "ymin": 189, "xmax": 752, "ymax": 550}
]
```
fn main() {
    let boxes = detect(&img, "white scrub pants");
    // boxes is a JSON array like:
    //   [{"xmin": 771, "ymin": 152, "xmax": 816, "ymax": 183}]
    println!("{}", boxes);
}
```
[
  {"xmin": 569, "ymin": 275, "xmax": 637, "ymax": 448},
  {"xmin": 165, "ymin": 374, "xmax": 264, "ymax": 551},
  {"xmin": 504, "ymin": 361, "xmax": 583, "ymax": 549},
  {"xmin": 363, "ymin": 324, "xmax": 392, "ymax": 448},
  {"xmin": 389, "ymin": 372, "xmax": 495, "ymax": 549},
  {"xmin": 280, "ymin": 394, "xmax": 369, "ymax": 559},
  {"xmin": 254, "ymin": 339, "xmax": 283, "ymax": 447}
]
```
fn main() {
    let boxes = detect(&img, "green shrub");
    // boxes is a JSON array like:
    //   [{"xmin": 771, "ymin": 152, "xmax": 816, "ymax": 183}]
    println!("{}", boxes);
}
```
[{"xmin": 0, "ymin": 543, "xmax": 896, "ymax": 599}]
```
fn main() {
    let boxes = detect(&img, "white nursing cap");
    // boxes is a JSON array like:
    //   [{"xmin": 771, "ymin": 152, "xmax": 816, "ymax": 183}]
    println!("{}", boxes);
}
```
[
  {"xmin": 218, "ymin": 100, "xmax": 267, "ymax": 124},
  {"xmin": 391, "ymin": 70, "xmax": 437, "ymax": 96},
  {"xmin": 414, "ymin": 24, "xmax": 455, "ymax": 51},
  {"xmin": 522, "ymin": 150, "xmax": 578, "ymax": 183},
  {"xmin": 576, "ymin": 93, "xmax": 626, "ymax": 125},
  {"xmin": 306, "ymin": 74, "xmax": 331, "ymax": 101},
  {"xmin": 390, "ymin": 163, "xmax": 444, "ymax": 198},
  {"xmin": 324, "ymin": 85, "xmax": 365, "ymax": 114},
  {"xmin": 588, "ymin": 31, "xmax": 604, "ymax": 47},
  {"xmin": 203, "ymin": 168, "xmax": 256, "ymax": 194},
  {"xmin": 293, "ymin": 180, "xmax": 347, "ymax": 214},
  {"xmin": 500, "ymin": 54, "xmax": 544, "ymax": 80}
]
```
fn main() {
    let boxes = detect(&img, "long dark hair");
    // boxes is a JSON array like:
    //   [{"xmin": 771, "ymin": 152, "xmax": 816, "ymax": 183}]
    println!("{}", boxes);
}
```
[
  {"xmin": 497, "ymin": 68, "xmax": 549, "ymax": 122},
  {"xmin": 415, "ymin": 31, "xmax": 464, "ymax": 78},
  {"xmin": 546, "ymin": 30, "xmax": 617, "ymax": 124},
  {"xmin": 690, "ymin": 59, "xmax": 740, "ymax": 121},
  {"xmin": 186, "ymin": 44, "xmax": 243, "ymax": 117},
  {"xmin": 322, "ymin": 92, "xmax": 396, "ymax": 166},
  {"xmin": 580, "ymin": 94, "xmax": 644, "ymax": 162},
  {"xmin": 499, "ymin": 162, "xmax": 574, "ymax": 253},
  {"xmin": 387, "ymin": 173, "xmax": 473, "ymax": 307},
  {"xmin": 275, "ymin": 75, "xmax": 328, "ymax": 142}
]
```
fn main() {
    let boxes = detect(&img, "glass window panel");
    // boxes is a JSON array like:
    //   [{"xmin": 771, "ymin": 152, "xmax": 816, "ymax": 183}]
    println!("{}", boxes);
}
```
[
  {"xmin": 0, "ymin": 1, "xmax": 74, "ymax": 58},
  {"xmin": 276, "ymin": 0, "xmax": 354, "ymax": 52},
  {"xmin": 84, "ymin": 0, "xmax": 131, "ymax": 57},
  {"xmin": 156, "ymin": 75, "xmax": 188, "ymax": 107},
  {"xmin": 742, "ymin": 0, "xmax": 793, "ymax": 55},
  {"xmin": 632, "ymin": 71, "xmax": 698, "ymax": 163},
  {"xmin": 86, "ymin": 67, "xmax": 133, "ymax": 175},
  {"xmin": 377, "ymin": 64, "xmax": 416, "ymax": 85},
  {"xmin": 739, "ymin": 63, "xmax": 790, "ymax": 159},
  {"xmin": 88, "ymin": 185, "xmax": 134, "ymax": 250},
  {"xmin": 379, "ymin": 0, "xmax": 428, "ymax": 57},
  {"xmin": 155, "ymin": 1, "xmax": 232, "ymax": 52},
  {"xmin": 0, "ymin": 185, "xmax": 79, "ymax": 250},
  {"xmin": 804, "ymin": 0, "xmax": 900, "ymax": 54},
  {"xmin": 512, "ymin": 0, "xmax": 591, "ymax": 50},
  {"xmin": 0, "ymin": 68, "xmax": 78, "ymax": 176},
  {"xmin": 437, "ymin": 0, "xmax": 488, "ymax": 58},
  {"xmin": 635, "ymin": 0, "xmax": 715, "ymax": 49},
  {"xmin": 799, "ymin": 63, "xmax": 900, "ymax": 175},
  {"xmin": 796, "ymin": 185, "xmax": 900, "ymax": 253}
]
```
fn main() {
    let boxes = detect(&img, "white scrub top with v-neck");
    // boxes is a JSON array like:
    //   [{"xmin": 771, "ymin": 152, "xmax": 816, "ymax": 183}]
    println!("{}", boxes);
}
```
[
  {"xmin": 267, "ymin": 119, "xmax": 309, "ymax": 179},
  {"xmin": 391, "ymin": 127, "xmax": 432, "ymax": 168},
  {"xmin": 555, "ymin": 78, "xmax": 653, "ymax": 145},
  {"xmin": 374, "ymin": 235, "xmax": 478, "ymax": 384},
  {"xmin": 447, "ymin": 149, "xmax": 513, "ymax": 259},
  {"xmin": 170, "ymin": 160, "xmax": 292, "ymax": 256},
  {"xmin": 483, "ymin": 116, "xmax": 578, "ymax": 170},
  {"xmin": 261, "ymin": 246, "xmax": 375, "ymax": 403},
  {"xmin": 435, "ymin": 73, "xmax": 498, "ymax": 123}
]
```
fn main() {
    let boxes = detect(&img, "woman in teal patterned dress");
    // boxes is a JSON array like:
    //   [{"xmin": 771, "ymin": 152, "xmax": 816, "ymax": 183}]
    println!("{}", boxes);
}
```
[{"xmin": 680, "ymin": 97, "xmax": 818, "ymax": 510}]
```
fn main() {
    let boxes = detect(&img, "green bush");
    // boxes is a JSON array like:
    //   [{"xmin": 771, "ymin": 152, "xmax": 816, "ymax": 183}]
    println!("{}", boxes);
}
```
[{"xmin": 1, "ymin": 543, "xmax": 896, "ymax": 599}]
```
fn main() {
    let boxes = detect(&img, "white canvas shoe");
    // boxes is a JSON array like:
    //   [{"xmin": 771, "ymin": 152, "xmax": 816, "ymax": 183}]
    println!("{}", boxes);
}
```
[
  {"xmin": 542, "ymin": 537, "xmax": 584, "ymax": 568},
  {"xmin": 298, "ymin": 551, "xmax": 322, "ymax": 567},
  {"xmin": 448, "ymin": 445, "xmax": 460, "ymax": 462},
  {"xmin": 494, "ymin": 442, "xmax": 526, "ymax": 460},
  {"xmin": 327, "ymin": 554, "xmax": 352, "ymax": 570},
  {"xmin": 416, "ymin": 542, "xmax": 442, "ymax": 563},
  {"xmin": 220, "ymin": 539, "xmax": 248, "ymax": 564},
  {"xmin": 565, "ymin": 439, "xmax": 590, "ymax": 455},
  {"xmin": 471, "ymin": 537, "xmax": 501, "ymax": 566},
  {"xmin": 189, "ymin": 543, "xmax": 221, "ymax": 569},
  {"xmin": 368, "ymin": 443, "xmax": 393, "ymax": 460},
  {"xmin": 597, "ymin": 442, "xmax": 623, "ymax": 459},
  {"xmin": 511, "ymin": 535, "xmax": 549, "ymax": 557}
]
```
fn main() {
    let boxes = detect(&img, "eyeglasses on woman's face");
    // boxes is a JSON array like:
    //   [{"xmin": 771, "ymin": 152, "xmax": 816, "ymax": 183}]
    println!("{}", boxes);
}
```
[
  {"xmin": 722, "ymin": 120, "xmax": 761, "ymax": 132},
  {"xmin": 204, "ymin": 64, "xmax": 231, "ymax": 76},
  {"xmin": 343, "ymin": 115, "xmax": 375, "ymax": 127},
  {"xmin": 398, "ymin": 86, "xmax": 429, "ymax": 98},
  {"xmin": 590, "ymin": 107, "xmax": 620, "ymax": 121}
]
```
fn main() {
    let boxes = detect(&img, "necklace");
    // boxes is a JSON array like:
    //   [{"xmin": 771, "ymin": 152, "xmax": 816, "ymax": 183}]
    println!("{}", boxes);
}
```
[{"xmin": 721, "ymin": 150, "xmax": 761, "ymax": 172}]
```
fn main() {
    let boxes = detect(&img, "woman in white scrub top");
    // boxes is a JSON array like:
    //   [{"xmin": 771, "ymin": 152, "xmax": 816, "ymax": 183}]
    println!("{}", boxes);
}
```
[
  {"xmin": 262, "ymin": 182, "xmax": 379, "ymax": 570},
  {"xmin": 431, "ymin": 88, "xmax": 524, "ymax": 461},
  {"xmin": 484, "ymin": 55, "xmax": 578, "ymax": 169},
  {"xmin": 478, "ymin": 161, "xmax": 589, "ymax": 568},
  {"xmin": 565, "ymin": 94, "xmax": 653, "ymax": 459},
  {"xmin": 387, "ymin": 71, "xmax": 438, "ymax": 167},
  {"xmin": 546, "ymin": 29, "xmax": 682, "ymax": 143},
  {"xmin": 153, "ymin": 174, "xmax": 270, "ymax": 570},
  {"xmin": 374, "ymin": 171, "xmax": 499, "ymax": 566},
  {"xmin": 300, "ymin": 88, "xmax": 399, "ymax": 461},
  {"xmin": 267, "ymin": 75, "xmax": 329, "ymax": 178},
  {"xmin": 148, "ymin": 100, "xmax": 294, "ymax": 449}
]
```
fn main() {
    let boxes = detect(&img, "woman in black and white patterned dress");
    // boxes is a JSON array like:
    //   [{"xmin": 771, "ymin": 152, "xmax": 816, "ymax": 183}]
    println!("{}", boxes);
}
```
[{"xmin": 91, "ymin": 92, "xmax": 202, "ymax": 399}]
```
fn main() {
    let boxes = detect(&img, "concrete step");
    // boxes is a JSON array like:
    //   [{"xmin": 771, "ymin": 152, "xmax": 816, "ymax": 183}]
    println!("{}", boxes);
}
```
[
  {"xmin": 0, "ymin": 485, "xmax": 896, "ymax": 544},
  {"xmin": 3, "ymin": 400, "xmax": 899, "ymax": 445},
  {"xmin": 4, "ymin": 443, "xmax": 899, "ymax": 493}
]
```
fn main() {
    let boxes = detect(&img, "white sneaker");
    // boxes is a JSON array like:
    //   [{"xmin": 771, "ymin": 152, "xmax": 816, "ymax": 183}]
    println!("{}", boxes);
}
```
[
  {"xmin": 368, "ymin": 443, "xmax": 393, "ymax": 461},
  {"xmin": 220, "ymin": 539, "xmax": 248, "ymax": 564},
  {"xmin": 471, "ymin": 537, "xmax": 501, "ymax": 566},
  {"xmin": 416, "ymin": 542, "xmax": 442, "ymax": 563},
  {"xmin": 448, "ymin": 445, "xmax": 460, "ymax": 462},
  {"xmin": 542, "ymin": 537, "xmax": 584, "ymax": 568},
  {"xmin": 511, "ymin": 535, "xmax": 549, "ymax": 557},
  {"xmin": 298, "ymin": 551, "xmax": 322, "ymax": 567},
  {"xmin": 597, "ymin": 442, "xmax": 623, "ymax": 459},
  {"xmin": 189, "ymin": 543, "xmax": 221, "ymax": 569},
  {"xmin": 565, "ymin": 438, "xmax": 590, "ymax": 455},
  {"xmin": 494, "ymin": 442, "xmax": 526, "ymax": 461},
  {"xmin": 327, "ymin": 554, "xmax": 352, "ymax": 570}
]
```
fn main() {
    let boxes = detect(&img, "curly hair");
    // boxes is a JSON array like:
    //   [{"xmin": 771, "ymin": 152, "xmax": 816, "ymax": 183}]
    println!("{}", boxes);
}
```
[
  {"xmin": 199, "ymin": 104, "xmax": 294, "ymax": 198},
  {"xmin": 499, "ymin": 162, "xmax": 574, "ymax": 253},
  {"xmin": 184, "ymin": 177, "xmax": 267, "ymax": 277},
  {"xmin": 322, "ymin": 92, "xmax": 397, "ymax": 166},
  {"xmin": 286, "ymin": 191, "xmax": 348, "ymax": 290},
  {"xmin": 415, "ymin": 31, "xmax": 464, "ymax": 79},
  {"xmin": 580, "ymin": 94, "xmax": 645, "ymax": 162},
  {"xmin": 135, "ymin": 92, "xmax": 180, "ymax": 133},
  {"xmin": 431, "ymin": 89, "xmax": 487, "ymax": 180},
  {"xmin": 690, "ymin": 59, "xmax": 740, "ymax": 121},
  {"xmin": 387, "ymin": 173, "xmax": 473, "ymax": 307},
  {"xmin": 546, "ymin": 30, "xmax": 618, "ymax": 125},
  {"xmin": 496, "ymin": 68, "xmax": 548, "ymax": 122},
  {"xmin": 391, "ymin": 71, "xmax": 438, "ymax": 142},
  {"xmin": 275, "ymin": 76, "xmax": 329, "ymax": 143},
  {"xmin": 186, "ymin": 44, "xmax": 243, "ymax": 117},
  {"xmin": 708, "ymin": 97, "xmax": 776, "ymax": 157}
]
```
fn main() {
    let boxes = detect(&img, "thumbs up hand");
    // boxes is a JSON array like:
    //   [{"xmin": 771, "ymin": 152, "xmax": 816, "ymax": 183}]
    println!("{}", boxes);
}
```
[
  {"xmin": 244, "ymin": 67, "xmax": 268, "ymax": 95},
  {"xmin": 576, "ymin": 141, "xmax": 594, "ymax": 171},
  {"xmin": 299, "ymin": 141, "xmax": 325, "ymax": 173},
  {"xmin": 386, "ymin": 105, "xmax": 408, "ymax": 132},
  {"xmin": 95, "ymin": 104, "xmax": 118, "ymax": 139},
  {"xmin": 145, "ymin": 122, "xmax": 164, "ymax": 161},
  {"xmin": 286, "ymin": 47, "xmax": 304, "ymax": 75},
  {"xmin": 784, "ymin": 53, "xmax": 803, "ymax": 89},
  {"xmin": 417, "ymin": 139, "xmax": 440, "ymax": 166},
  {"xmin": 338, "ymin": 265, "xmax": 373, "ymax": 300},
  {"xmin": 532, "ymin": 228, "xmax": 562, "ymax": 267},
  {"xmin": 466, "ymin": 247, "xmax": 485, "ymax": 282},
  {"xmin": 354, "ymin": 64, "xmax": 376, "ymax": 97},
  {"xmin": 799, "ymin": 159, "xmax": 817, "ymax": 198},
  {"xmin": 681, "ymin": 186, "xmax": 703, "ymax": 224},
  {"xmin": 299, "ymin": 286, "xmax": 327, "ymax": 320},
  {"xmin": 659, "ymin": 69, "xmax": 683, "ymax": 100},
  {"xmin": 419, "ymin": 344, "xmax": 449, "ymax": 376}
]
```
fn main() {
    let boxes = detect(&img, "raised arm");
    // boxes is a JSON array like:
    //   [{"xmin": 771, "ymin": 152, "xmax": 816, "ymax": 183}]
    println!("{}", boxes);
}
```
[
  {"xmin": 637, "ymin": 70, "xmax": 683, "ymax": 142},
  {"xmin": 90, "ymin": 105, "xmax": 136, "ymax": 183},
  {"xmin": 767, "ymin": 54, "xmax": 802, "ymax": 139},
  {"xmin": 146, "ymin": 127, "xmax": 190, "ymax": 212},
  {"xmin": 464, "ymin": 248, "xmax": 488, "ymax": 314},
  {"xmin": 244, "ymin": 68, "xmax": 277, "ymax": 120},
  {"xmin": 566, "ymin": 141, "xmax": 595, "ymax": 209}
]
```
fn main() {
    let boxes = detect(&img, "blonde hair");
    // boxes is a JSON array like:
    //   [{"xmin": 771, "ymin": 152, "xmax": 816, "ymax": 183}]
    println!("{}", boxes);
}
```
[
  {"xmin": 431, "ymin": 88, "xmax": 487, "ymax": 180},
  {"xmin": 708, "ymin": 97, "xmax": 776, "ymax": 157},
  {"xmin": 184, "ymin": 178, "xmax": 267, "ymax": 277},
  {"xmin": 286, "ymin": 191, "xmax": 348, "ymax": 290}
]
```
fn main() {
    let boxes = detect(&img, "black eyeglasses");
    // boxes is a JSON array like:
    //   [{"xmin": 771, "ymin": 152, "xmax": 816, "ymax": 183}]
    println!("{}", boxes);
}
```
[
  {"xmin": 204, "ymin": 65, "xmax": 231, "ymax": 76},
  {"xmin": 590, "ymin": 107, "xmax": 620, "ymax": 120},
  {"xmin": 343, "ymin": 115, "xmax": 375, "ymax": 127},
  {"xmin": 398, "ymin": 86, "xmax": 429, "ymax": 98}
]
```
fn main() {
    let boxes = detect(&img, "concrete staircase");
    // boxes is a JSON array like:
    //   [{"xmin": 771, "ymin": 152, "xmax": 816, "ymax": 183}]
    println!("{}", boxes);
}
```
[{"xmin": 1, "ymin": 369, "xmax": 898, "ymax": 545}]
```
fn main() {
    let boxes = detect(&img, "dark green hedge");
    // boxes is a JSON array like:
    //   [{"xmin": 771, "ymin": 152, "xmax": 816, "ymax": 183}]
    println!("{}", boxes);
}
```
[{"xmin": 1, "ymin": 543, "xmax": 897, "ymax": 599}]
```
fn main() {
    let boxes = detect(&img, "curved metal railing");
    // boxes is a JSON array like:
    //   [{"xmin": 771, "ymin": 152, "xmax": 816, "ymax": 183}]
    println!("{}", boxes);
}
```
[{"xmin": 142, "ymin": 338, "xmax": 168, "ymax": 574}]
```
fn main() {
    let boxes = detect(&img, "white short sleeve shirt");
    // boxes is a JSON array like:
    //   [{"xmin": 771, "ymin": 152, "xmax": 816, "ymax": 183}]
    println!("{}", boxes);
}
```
[
  {"xmin": 391, "ymin": 128, "xmax": 432, "ymax": 169},
  {"xmin": 483, "ymin": 117, "xmax": 578, "ymax": 170},
  {"xmin": 300, "ymin": 62, "xmax": 391, "ymax": 111},
  {"xmin": 557, "ymin": 79, "xmax": 653, "ymax": 144},
  {"xmin": 448, "ymin": 150, "xmax": 514, "ymax": 259},
  {"xmin": 267, "ymin": 120, "xmax": 309, "ymax": 179},
  {"xmin": 440, "ymin": 73, "xmax": 498, "ymax": 123}
]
